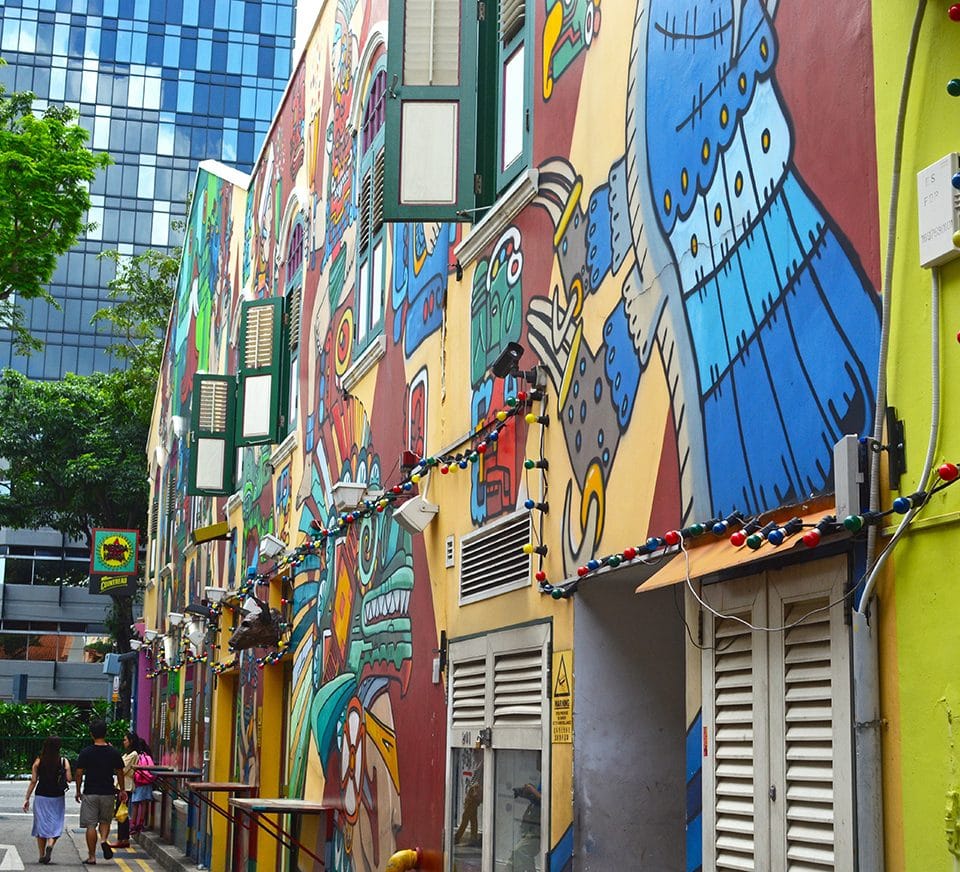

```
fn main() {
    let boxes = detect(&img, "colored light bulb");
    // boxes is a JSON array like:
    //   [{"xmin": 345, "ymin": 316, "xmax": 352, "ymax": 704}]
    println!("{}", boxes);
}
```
[
  {"xmin": 487, "ymin": 430, "xmax": 499, "ymax": 441},
  {"xmin": 646, "ymin": 537, "xmax": 663, "ymax": 549},
  {"xmin": 440, "ymin": 465, "xmax": 449, "ymax": 474},
  {"xmin": 608, "ymin": 555, "xmax": 621, "ymax": 567},
  {"xmin": 843, "ymin": 515, "xmax": 863, "ymax": 532},
  {"xmin": 458, "ymin": 459, "xmax": 469, "ymax": 469},
  {"xmin": 577, "ymin": 566, "xmax": 589, "ymax": 577},
  {"xmin": 664, "ymin": 530, "xmax": 680, "ymax": 546},
  {"xmin": 892, "ymin": 496, "xmax": 911, "ymax": 514},
  {"xmin": 506, "ymin": 397, "xmax": 518, "ymax": 407},
  {"xmin": 746, "ymin": 533, "xmax": 763, "ymax": 550},
  {"xmin": 535, "ymin": 571, "xmax": 547, "ymax": 583},
  {"xmin": 496, "ymin": 410, "xmax": 508, "ymax": 422},
  {"xmin": 948, "ymin": 78, "xmax": 960, "ymax": 97},
  {"xmin": 951, "ymin": 4, "xmax": 960, "ymax": 21},
  {"xmin": 622, "ymin": 547, "xmax": 637, "ymax": 560},
  {"xmin": 729, "ymin": 531, "xmax": 746, "ymax": 547},
  {"xmin": 768, "ymin": 528, "xmax": 785, "ymax": 546},
  {"xmin": 551, "ymin": 588, "xmax": 564, "ymax": 599},
  {"xmin": 477, "ymin": 442, "xmax": 487, "ymax": 454},
  {"xmin": 524, "ymin": 459, "xmax": 535, "ymax": 469},
  {"xmin": 939, "ymin": 462, "xmax": 959, "ymax": 482},
  {"xmin": 410, "ymin": 474, "xmax": 421, "ymax": 483},
  {"xmin": 587, "ymin": 559, "xmax": 600, "ymax": 571},
  {"xmin": 688, "ymin": 524, "xmax": 704, "ymax": 536}
]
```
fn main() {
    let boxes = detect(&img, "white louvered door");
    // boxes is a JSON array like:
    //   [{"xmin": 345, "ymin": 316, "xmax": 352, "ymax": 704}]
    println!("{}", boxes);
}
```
[
  {"xmin": 445, "ymin": 623, "xmax": 550, "ymax": 872},
  {"xmin": 703, "ymin": 573, "xmax": 770, "ymax": 872},
  {"xmin": 702, "ymin": 557, "xmax": 852, "ymax": 872},
  {"xmin": 768, "ymin": 561, "xmax": 853, "ymax": 872}
]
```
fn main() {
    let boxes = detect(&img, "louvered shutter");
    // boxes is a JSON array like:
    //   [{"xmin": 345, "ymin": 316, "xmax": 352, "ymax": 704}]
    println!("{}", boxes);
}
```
[
  {"xmin": 358, "ymin": 169, "xmax": 372, "ymax": 255},
  {"xmin": 287, "ymin": 286, "xmax": 302, "ymax": 354},
  {"xmin": 459, "ymin": 511, "xmax": 532, "ymax": 603},
  {"xmin": 711, "ymin": 613, "xmax": 759, "ymax": 871},
  {"xmin": 188, "ymin": 374, "xmax": 236, "ymax": 496},
  {"xmin": 768, "ymin": 569, "xmax": 853, "ymax": 872},
  {"xmin": 499, "ymin": 0, "xmax": 525, "ymax": 42},
  {"xmin": 237, "ymin": 297, "xmax": 285, "ymax": 445},
  {"xmin": 384, "ymin": 0, "xmax": 480, "ymax": 220},
  {"xmin": 493, "ymin": 649, "xmax": 542, "ymax": 726}
]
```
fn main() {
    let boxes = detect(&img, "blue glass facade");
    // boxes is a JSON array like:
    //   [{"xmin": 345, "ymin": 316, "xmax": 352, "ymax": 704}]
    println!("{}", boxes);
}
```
[{"xmin": 0, "ymin": 0, "xmax": 295, "ymax": 378}]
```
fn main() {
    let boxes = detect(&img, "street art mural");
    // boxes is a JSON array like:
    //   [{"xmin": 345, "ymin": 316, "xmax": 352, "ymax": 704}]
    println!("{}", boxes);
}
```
[
  {"xmin": 146, "ymin": 1, "xmax": 882, "ymax": 869},
  {"xmin": 527, "ymin": 0, "xmax": 880, "ymax": 573}
]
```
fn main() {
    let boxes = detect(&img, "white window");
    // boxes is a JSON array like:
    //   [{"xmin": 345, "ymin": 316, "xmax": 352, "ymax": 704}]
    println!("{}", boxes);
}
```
[
  {"xmin": 701, "ymin": 557, "xmax": 854, "ymax": 871},
  {"xmin": 446, "ymin": 622, "xmax": 550, "ymax": 872}
]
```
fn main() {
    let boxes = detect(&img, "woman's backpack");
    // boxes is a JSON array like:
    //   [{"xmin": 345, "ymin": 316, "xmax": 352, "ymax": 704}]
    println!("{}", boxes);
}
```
[
  {"xmin": 133, "ymin": 752, "xmax": 156, "ymax": 786},
  {"xmin": 56, "ymin": 758, "xmax": 68, "ymax": 793}
]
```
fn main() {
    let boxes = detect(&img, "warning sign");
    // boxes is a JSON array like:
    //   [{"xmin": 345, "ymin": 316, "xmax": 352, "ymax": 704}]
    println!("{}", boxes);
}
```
[{"xmin": 552, "ymin": 649, "xmax": 573, "ymax": 744}]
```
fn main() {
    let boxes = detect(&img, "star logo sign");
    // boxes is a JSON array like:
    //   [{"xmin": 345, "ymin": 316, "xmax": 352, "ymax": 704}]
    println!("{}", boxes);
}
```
[{"xmin": 99, "ymin": 535, "xmax": 132, "ymax": 568}]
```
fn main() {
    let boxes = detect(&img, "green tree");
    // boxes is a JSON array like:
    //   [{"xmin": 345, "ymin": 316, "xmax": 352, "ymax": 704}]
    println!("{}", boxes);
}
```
[
  {"xmin": 93, "ymin": 247, "xmax": 180, "ymax": 376},
  {"xmin": 0, "ymin": 77, "xmax": 111, "ymax": 352}
]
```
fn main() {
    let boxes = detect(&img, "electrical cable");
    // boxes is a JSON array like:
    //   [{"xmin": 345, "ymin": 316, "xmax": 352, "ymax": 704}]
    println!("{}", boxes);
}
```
[
  {"xmin": 859, "ymin": 264, "xmax": 942, "ymax": 614},
  {"xmin": 866, "ymin": 0, "xmax": 929, "ymax": 570}
]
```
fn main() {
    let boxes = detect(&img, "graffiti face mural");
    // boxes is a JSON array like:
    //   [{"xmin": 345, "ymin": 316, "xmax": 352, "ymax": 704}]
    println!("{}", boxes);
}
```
[{"xmin": 527, "ymin": 0, "xmax": 880, "ymax": 572}]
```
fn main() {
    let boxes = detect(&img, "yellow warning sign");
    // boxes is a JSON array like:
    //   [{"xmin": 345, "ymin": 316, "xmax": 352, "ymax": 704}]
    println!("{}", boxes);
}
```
[{"xmin": 552, "ymin": 649, "xmax": 573, "ymax": 744}]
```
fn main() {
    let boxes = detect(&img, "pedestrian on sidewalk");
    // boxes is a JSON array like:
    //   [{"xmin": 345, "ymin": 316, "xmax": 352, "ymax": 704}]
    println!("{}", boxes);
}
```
[
  {"xmin": 22, "ymin": 735, "xmax": 71, "ymax": 865},
  {"xmin": 107, "ymin": 731, "xmax": 140, "ymax": 849},
  {"xmin": 74, "ymin": 719, "xmax": 127, "ymax": 865},
  {"xmin": 129, "ymin": 736, "xmax": 156, "ymax": 835}
]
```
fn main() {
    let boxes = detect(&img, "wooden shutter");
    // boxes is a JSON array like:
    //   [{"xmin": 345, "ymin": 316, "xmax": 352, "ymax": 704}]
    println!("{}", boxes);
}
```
[
  {"xmin": 287, "ymin": 286, "xmax": 302, "ymax": 354},
  {"xmin": 499, "ymin": 0, "xmax": 525, "ymax": 42},
  {"xmin": 384, "ymin": 0, "xmax": 480, "ymax": 221},
  {"xmin": 359, "ymin": 169, "xmax": 372, "ymax": 255},
  {"xmin": 237, "ymin": 297, "xmax": 285, "ymax": 445},
  {"xmin": 188, "ymin": 374, "xmax": 236, "ymax": 496}
]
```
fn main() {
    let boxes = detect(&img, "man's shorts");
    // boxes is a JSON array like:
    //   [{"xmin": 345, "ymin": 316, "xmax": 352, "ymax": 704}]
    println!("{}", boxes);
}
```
[{"xmin": 79, "ymin": 794, "xmax": 115, "ymax": 827}]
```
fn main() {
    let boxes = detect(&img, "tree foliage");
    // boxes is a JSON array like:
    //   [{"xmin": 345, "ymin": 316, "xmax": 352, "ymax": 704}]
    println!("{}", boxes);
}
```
[
  {"xmin": 0, "ymin": 80, "xmax": 111, "ymax": 352},
  {"xmin": 0, "ymin": 367, "xmax": 153, "ymax": 541},
  {"xmin": 92, "ymin": 247, "xmax": 179, "ymax": 377}
]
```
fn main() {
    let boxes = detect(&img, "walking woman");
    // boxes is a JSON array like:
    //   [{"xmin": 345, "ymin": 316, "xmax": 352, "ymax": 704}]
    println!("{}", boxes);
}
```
[
  {"xmin": 22, "ymin": 735, "xmax": 71, "ymax": 864},
  {"xmin": 108, "ymin": 731, "xmax": 140, "ymax": 849},
  {"xmin": 129, "ymin": 736, "xmax": 155, "ymax": 835}
]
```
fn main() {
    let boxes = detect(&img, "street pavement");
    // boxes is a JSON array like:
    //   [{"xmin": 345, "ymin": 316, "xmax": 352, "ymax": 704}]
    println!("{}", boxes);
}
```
[{"xmin": 0, "ymin": 781, "xmax": 161, "ymax": 870}]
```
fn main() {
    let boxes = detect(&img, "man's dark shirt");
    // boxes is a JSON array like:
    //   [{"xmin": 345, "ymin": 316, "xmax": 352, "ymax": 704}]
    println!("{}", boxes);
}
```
[{"xmin": 75, "ymin": 744, "xmax": 124, "ymax": 795}]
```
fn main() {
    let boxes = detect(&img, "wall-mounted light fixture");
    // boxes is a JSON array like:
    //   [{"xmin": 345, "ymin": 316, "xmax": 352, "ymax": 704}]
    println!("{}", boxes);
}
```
[
  {"xmin": 259, "ymin": 533, "xmax": 286, "ymax": 560},
  {"xmin": 167, "ymin": 612, "xmax": 184, "ymax": 628},
  {"xmin": 331, "ymin": 481, "xmax": 368, "ymax": 512},
  {"xmin": 204, "ymin": 586, "xmax": 226, "ymax": 604},
  {"xmin": 143, "ymin": 629, "xmax": 158, "ymax": 642}
]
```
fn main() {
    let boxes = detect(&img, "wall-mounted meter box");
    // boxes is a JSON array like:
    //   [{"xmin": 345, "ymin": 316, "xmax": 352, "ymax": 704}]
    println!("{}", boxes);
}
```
[{"xmin": 918, "ymin": 153, "xmax": 960, "ymax": 268}]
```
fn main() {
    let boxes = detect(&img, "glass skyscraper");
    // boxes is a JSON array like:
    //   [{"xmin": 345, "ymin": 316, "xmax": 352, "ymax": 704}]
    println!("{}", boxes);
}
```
[{"xmin": 0, "ymin": 0, "xmax": 295, "ymax": 378}]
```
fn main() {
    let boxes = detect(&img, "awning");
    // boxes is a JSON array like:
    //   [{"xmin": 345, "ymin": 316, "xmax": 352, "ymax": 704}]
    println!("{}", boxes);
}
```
[{"xmin": 636, "ymin": 504, "xmax": 839, "ymax": 594}]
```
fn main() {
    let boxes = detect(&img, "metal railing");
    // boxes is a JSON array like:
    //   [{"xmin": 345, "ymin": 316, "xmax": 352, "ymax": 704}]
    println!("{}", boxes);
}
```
[{"xmin": 0, "ymin": 736, "xmax": 87, "ymax": 779}]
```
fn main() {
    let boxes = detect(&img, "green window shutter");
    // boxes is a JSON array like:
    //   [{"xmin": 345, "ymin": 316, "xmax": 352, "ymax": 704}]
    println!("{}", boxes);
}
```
[
  {"xmin": 237, "ymin": 297, "xmax": 286, "ymax": 445},
  {"xmin": 384, "ymin": 0, "xmax": 480, "ymax": 221},
  {"xmin": 188, "ymin": 374, "xmax": 236, "ymax": 496}
]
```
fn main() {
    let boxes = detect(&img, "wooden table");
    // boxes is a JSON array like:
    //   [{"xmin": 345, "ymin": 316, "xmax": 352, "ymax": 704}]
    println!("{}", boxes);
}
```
[
  {"xmin": 135, "ymin": 768, "xmax": 201, "ymax": 843},
  {"xmin": 229, "ymin": 797, "xmax": 344, "ymax": 868},
  {"xmin": 187, "ymin": 782, "xmax": 258, "ymax": 868}
]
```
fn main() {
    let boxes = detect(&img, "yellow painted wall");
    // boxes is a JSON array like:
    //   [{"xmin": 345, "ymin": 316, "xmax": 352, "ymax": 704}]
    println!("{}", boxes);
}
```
[{"xmin": 873, "ymin": 2, "xmax": 960, "ymax": 869}]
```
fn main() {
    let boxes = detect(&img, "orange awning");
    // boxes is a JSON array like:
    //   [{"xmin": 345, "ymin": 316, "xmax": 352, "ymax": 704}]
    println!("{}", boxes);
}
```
[{"xmin": 635, "ymin": 505, "xmax": 839, "ymax": 594}]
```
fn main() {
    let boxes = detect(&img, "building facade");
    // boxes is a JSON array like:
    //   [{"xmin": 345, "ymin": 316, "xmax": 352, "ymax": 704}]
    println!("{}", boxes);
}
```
[{"xmin": 139, "ymin": 1, "xmax": 945, "ymax": 870}]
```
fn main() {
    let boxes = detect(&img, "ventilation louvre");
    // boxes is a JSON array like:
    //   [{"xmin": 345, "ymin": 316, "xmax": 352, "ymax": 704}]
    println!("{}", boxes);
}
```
[
  {"xmin": 450, "ymin": 657, "xmax": 486, "ymax": 729},
  {"xmin": 493, "ymin": 649, "xmax": 543, "ymax": 727},
  {"xmin": 459, "ymin": 511, "xmax": 531, "ymax": 603}
]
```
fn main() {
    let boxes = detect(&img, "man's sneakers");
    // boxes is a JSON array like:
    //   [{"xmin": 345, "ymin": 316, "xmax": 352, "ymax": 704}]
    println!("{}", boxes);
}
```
[{"xmin": 101, "ymin": 841, "xmax": 114, "ymax": 860}]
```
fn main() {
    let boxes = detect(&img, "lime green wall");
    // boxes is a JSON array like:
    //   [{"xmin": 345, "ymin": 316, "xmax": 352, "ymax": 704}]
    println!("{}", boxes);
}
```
[{"xmin": 874, "ymin": 3, "xmax": 960, "ymax": 868}]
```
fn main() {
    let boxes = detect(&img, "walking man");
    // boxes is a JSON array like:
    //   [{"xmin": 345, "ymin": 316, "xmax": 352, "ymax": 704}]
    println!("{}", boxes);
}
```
[{"xmin": 74, "ymin": 720, "xmax": 127, "ymax": 864}]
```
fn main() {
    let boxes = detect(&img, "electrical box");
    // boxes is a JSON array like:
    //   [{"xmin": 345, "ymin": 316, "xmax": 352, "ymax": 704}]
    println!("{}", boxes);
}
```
[{"xmin": 918, "ymin": 153, "xmax": 960, "ymax": 268}]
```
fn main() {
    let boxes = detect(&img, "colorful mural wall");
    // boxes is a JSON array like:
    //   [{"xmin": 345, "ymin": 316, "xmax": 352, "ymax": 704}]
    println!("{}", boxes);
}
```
[{"xmin": 144, "ymin": 0, "xmax": 883, "ymax": 869}]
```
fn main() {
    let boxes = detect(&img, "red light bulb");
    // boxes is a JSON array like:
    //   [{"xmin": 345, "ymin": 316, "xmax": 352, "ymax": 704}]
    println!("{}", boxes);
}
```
[
  {"xmin": 535, "ymin": 571, "xmax": 547, "ymax": 582},
  {"xmin": 440, "ymin": 464, "xmax": 450, "ymax": 474},
  {"xmin": 951, "ymin": 4, "xmax": 960, "ymax": 21},
  {"xmin": 939, "ymin": 462, "xmax": 959, "ymax": 482},
  {"xmin": 622, "ymin": 546, "xmax": 637, "ymax": 561},
  {"xmin": 729, "ymin": 531, "xmax": 746, "ymax": 547},
  {"xmin": 803, "ymin": 529, "xmax": 822, "ymax": 548},
  {"xmin": 664, "ymin": 530, "xmax": 680, "ymax": 546},
  {"xmin": 577, "ymin": 566, "xmax": 589, "ymax": 577}
]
